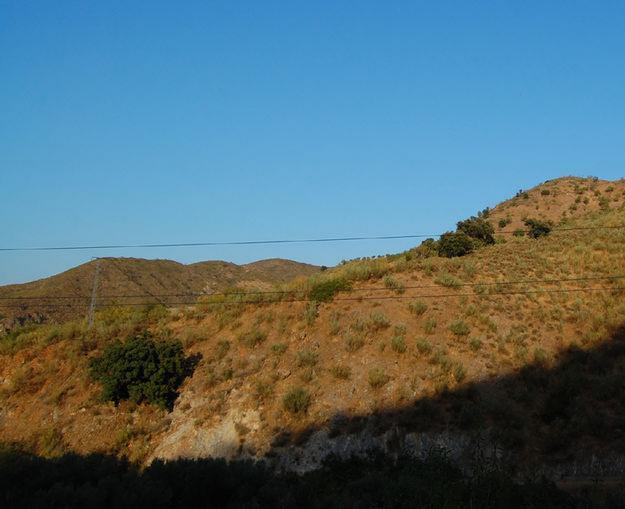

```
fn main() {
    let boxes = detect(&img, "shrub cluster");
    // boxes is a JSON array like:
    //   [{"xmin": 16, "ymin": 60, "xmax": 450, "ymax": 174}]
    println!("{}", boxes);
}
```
[
  {"xmin": 308, "ymin": 278, "xmax": 352, "ymax": 302},
  {"xmin": 524, "ymin": 218, "xmax": 553, "ymax": 239},
  {"xmin": 89, "ymin": 332, "xmax": 196, "ymax": 410}
]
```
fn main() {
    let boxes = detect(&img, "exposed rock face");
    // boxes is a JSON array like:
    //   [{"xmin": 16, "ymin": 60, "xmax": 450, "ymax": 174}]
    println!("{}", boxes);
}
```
[{"xmin": 150, "ymin": 407, "xmax": 262, "ymax": 463}]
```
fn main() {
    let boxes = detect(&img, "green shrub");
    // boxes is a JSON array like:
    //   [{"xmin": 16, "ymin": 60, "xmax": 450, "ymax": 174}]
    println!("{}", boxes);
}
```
[
  {"xmin": 435, "ymin": 273, "xmax": 461, "ymax": 288},
  {"xmin": 524, "ymin": 218, "xmax": 552, "ymax": 239},
  {"xmin": 303, "ymin": 302, "xmax": 319, "ymax": 326},
  {"xmin": 449, "ymin": 320, "xmax": 470, "ymax": 336},
  {"xmin": 237, "ymin": 328, "xmax": 267, "ymax": 348},
  {"xmin": 391, "ymin": 335, "xmax": 407, "ymax": 354},
  {"xmin": 456, "ymin": 216, "xmax": 495, "ymax": 245},
  {"xmin": 438, "ymin": 232, "xmax": 474, "ymax": 258},
  {"xmin": 453, "ymin": 362, "xmax": 466, "ymax": 383},
  {"xmin": 297, "ymin": 350, "xmax": 318, "ymax": 368},
  {"xmin": 383, "ymin": 276, "xmax": 405, "ymax": 294},
  {"xmin": 534, "ymin": 348, "xmax": 548, "ymax": 365},
  {"xmin": 283, "ymin": 387, "xmax": 311, "ymax": 414},
  {"xmin": 271, "ymin": 343, "xmax": 288, "ymax": 355},
  {"xmin": 308, "ymin": 278, "xmax": 352, "ymax": 302},
  {"xmin": 329, "ymin": 312, "xmax": 341, "ymax": 335},
  {"xmin": 416, "ymin": 338, "xmax": 433, "ymax": 355},
  {"xmin": 424, "ymin": 319, "xmax": 437, "ymax": 334},
  {"xmin": 513, "ymin": 229, "xmax": 525, "ymax": 237},
  {"xmin": 367, "ymin": 312, "xmax": 391, "ymax": 331},
  {"xmin": 498, "ymin": 218, "xmax": 511, "ymax": 228},
  {"xmin": 329, "ymin": 365, "xmax": 351, "ymax": 380},
  {"xmin": 368, "ymin": 368, "xmax": 390, "ymax": 389},
  {"xmin": 540, "ymin": 189, "xmax": 551, "ymax": 196},
  {"xmin": 408, "ymin": 300, "xmax": 428, "ymax": 316},
  {"xmin": 469, "ymin": 337, "xmax": 483, "ymax": 351},
  {"xmin": 89, "ymin": 332, "xmax": 194, "ymax": 410},
  {"xmin": 344, "ymin": 333, "xmax": 365, "ymax": 352}
]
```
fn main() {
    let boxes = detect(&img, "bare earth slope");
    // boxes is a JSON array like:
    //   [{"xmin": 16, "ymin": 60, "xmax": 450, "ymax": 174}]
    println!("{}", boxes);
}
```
[{"xmin": 2, "ymin": 177, "xmax": 625, "ymax": 480}]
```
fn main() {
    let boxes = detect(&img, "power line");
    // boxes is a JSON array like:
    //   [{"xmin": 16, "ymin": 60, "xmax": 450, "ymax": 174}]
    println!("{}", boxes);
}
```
[
  {"xmin": 1, "ymin": 285, "xmax": 623, "ymax": 309},
  {"xmin": 1, "ymin": 225, "xmax": 624, "ymax": 252},
  {"xmin": 1, "ymin": 274, "xmax": 624, "ymax": 301}
]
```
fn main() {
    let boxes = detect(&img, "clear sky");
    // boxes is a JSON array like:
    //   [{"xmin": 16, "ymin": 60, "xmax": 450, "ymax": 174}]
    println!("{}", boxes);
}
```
[{"xmin": 1, "ymin": 1, "xmax": 624, "ymax": 285}]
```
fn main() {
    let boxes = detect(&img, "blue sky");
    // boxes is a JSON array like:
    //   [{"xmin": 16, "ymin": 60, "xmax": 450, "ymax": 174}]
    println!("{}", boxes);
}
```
[{"xmin": 1, "ymin": 1, "xmax": 624, "ymax": 285}]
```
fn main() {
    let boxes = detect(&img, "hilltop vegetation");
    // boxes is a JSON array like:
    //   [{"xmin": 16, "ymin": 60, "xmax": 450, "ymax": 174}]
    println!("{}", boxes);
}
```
[{"xmin": 2, "ymin": 176, "xmax": 625, "ymax": 483}]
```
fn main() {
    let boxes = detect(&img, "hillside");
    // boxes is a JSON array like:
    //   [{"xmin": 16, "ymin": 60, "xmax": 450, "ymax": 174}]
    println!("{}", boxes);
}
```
[
  {"xmin": 0, "ymin": 258, "xmax": 320, "ymax": 329},
  {"xmin": 2, "ymin": 176, "xmax": 625, "ymax": 485}
]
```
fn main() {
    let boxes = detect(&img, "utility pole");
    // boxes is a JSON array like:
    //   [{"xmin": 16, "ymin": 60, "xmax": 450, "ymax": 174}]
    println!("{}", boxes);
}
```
[{"xmin": 87, "ymin": 258, "xmax": 101, "ymax": 329}]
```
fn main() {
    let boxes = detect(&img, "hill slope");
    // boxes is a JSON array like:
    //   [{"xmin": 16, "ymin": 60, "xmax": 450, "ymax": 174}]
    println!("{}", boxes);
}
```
[
  {"xmin": 2, "ymin": 176, "xmax": 625, "ymax": 481},
  {"xmin": 0, "ymin": 257, "xmax": 320, "ymax": 328}
]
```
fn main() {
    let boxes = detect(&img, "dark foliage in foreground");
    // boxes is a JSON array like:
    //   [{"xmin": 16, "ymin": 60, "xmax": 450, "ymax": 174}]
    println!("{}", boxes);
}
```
[{"xmin": 1, "ymin": 445, "xmax": 622, "ymax": 509}]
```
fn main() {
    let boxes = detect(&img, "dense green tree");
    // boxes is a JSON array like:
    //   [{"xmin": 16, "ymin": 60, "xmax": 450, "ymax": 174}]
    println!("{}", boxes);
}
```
[
  {"xmin": 89, "ymin": 332, "xmax": 194, "ymax": 410},
  {"xmin": 437, "ymin": 232, "xmax": 474, "ymax": 258},
  {"xmin": 524, "ymin": 218, "xmax": 553, "ymax": 239},
  {"xmin": 457, "ymin": 216, "xmax": 495, "ymax": 245}
]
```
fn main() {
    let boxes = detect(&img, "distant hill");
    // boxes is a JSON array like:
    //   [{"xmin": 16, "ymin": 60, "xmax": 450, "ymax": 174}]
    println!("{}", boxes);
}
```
[{"xmin": 0, "ymin": 257, "xmax": 320, "ymax": 328}]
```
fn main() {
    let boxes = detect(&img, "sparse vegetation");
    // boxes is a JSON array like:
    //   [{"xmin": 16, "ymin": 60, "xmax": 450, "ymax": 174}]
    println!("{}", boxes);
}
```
[
  {"xmin": 409, "ymin": 299, "xmax": 428, "ymax": 316},
  {"xmin": 416, "ymin": 337, "xmax": 433, "ymax": 355},
  {"xmin": 449, "ymin": 320, "xmax": 470, "ymax": 336},
  {"xmin": 368, "ymin": 368, "xmax": 390, "ymax": 388},
  {"xmin": 308, "ymin": 277, "xmax": 352, "ymax": 302},
  {"xmin": 383, "ymin": 275, "xmax": 405, "ymax": 294},
  {"xmin": 297, "ymin": 350, "xmax": 319, "ymax": 368},
  {"xmin": 237, "ymin": 328, "xmax": 267, "ymax": 348},
  {"xmin": 283, "ymin": 387, "xmax": 311, "ymax": 414},
  {"xmin": 329, "ymin": 365, "xmax": 351, "ymax": 379}
]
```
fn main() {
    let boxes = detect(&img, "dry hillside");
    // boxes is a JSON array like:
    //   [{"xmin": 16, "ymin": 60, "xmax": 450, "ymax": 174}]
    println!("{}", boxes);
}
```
[
  {"xmin": 0, "ymin": 258, "xmax": 320, "ymax": 328},
  {"xmin": 2, "ymin": 176, "xmax": 625, "ymax": 477}
]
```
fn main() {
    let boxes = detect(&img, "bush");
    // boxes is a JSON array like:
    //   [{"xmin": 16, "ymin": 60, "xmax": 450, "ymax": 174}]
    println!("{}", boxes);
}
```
[
  {"xmin": 435, "ymin": 273, "xmax": 461, "ymax": 288},
  {"xmin": 424, "ymin": 319, "xmax": 437, "ymax": 334},
  {"xmin": 498, "ymin": 218, "xmax": 511, "ymax": 228},
  {"xmin": 383, "ymin": 276, "xmax": 405, "ymax": 294},
  {"xmin": 409, "ymin": 300, "xmax": 428, "ymax": 316},
  {"xmin": 416, "ymin": 338, "xmax": 433, "ymax": 355},
  {"xmin": 438, "ymin": 232, "xmax": 474, "ymax": 258},
  {"xmin": 456, "ymin": 217, "xmax": 495, "ymax": 245},
  {"xmin": 524, "ymin": 219, "xmax": 552, "ymax": 239},
  {"xmin": 449, "ymin": 320, "xmax": 470, "ymax": 336},
  {"xmin": 303, "ymin": 302, "xmax": 318, "ymax": 326},
  {"xmin": 89, "ymin": 332, "xmax": 195, "ymax": 410},
  {"xmin": 344, "ymin": 333, "xmax": 365, "ymax": 352},
  {"xmin": 367, "ymin": 312, "xmax": 391, "ymax": 331},
  {"xmin": 329, "ymin": 365, "xmax": 351, "ymax": 379},
  {"xmin": 512, "ymin": 229, "xmax": 525, "ymax": 237},
  {"xmin": 271, "ymin": 343, "xmax": 288, "ymax": 355},
  {"xmin": 237, "ymin": 328, "xmax": 267, "ymax": 348},
  {"xmin": 283, "ymin": 387, "xmax": 311, "ymax": 414},
  {"xmin": 308, "ymin": 278, "xmax": 352, "ymax": 302},
  {"xmin": 391, "ymin": 335, "xmax": 407, "ymax": 353},
  {"xmin": 541, "ymin": 189, "xmax": 551, "ymax": 196},
  {"xmin": 297, "ymin": 350, "xmax": 318, "ymax": 368},
  {"xmin": 368, "ymin": 368, "xmax": 390, "ymax": 389}
]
